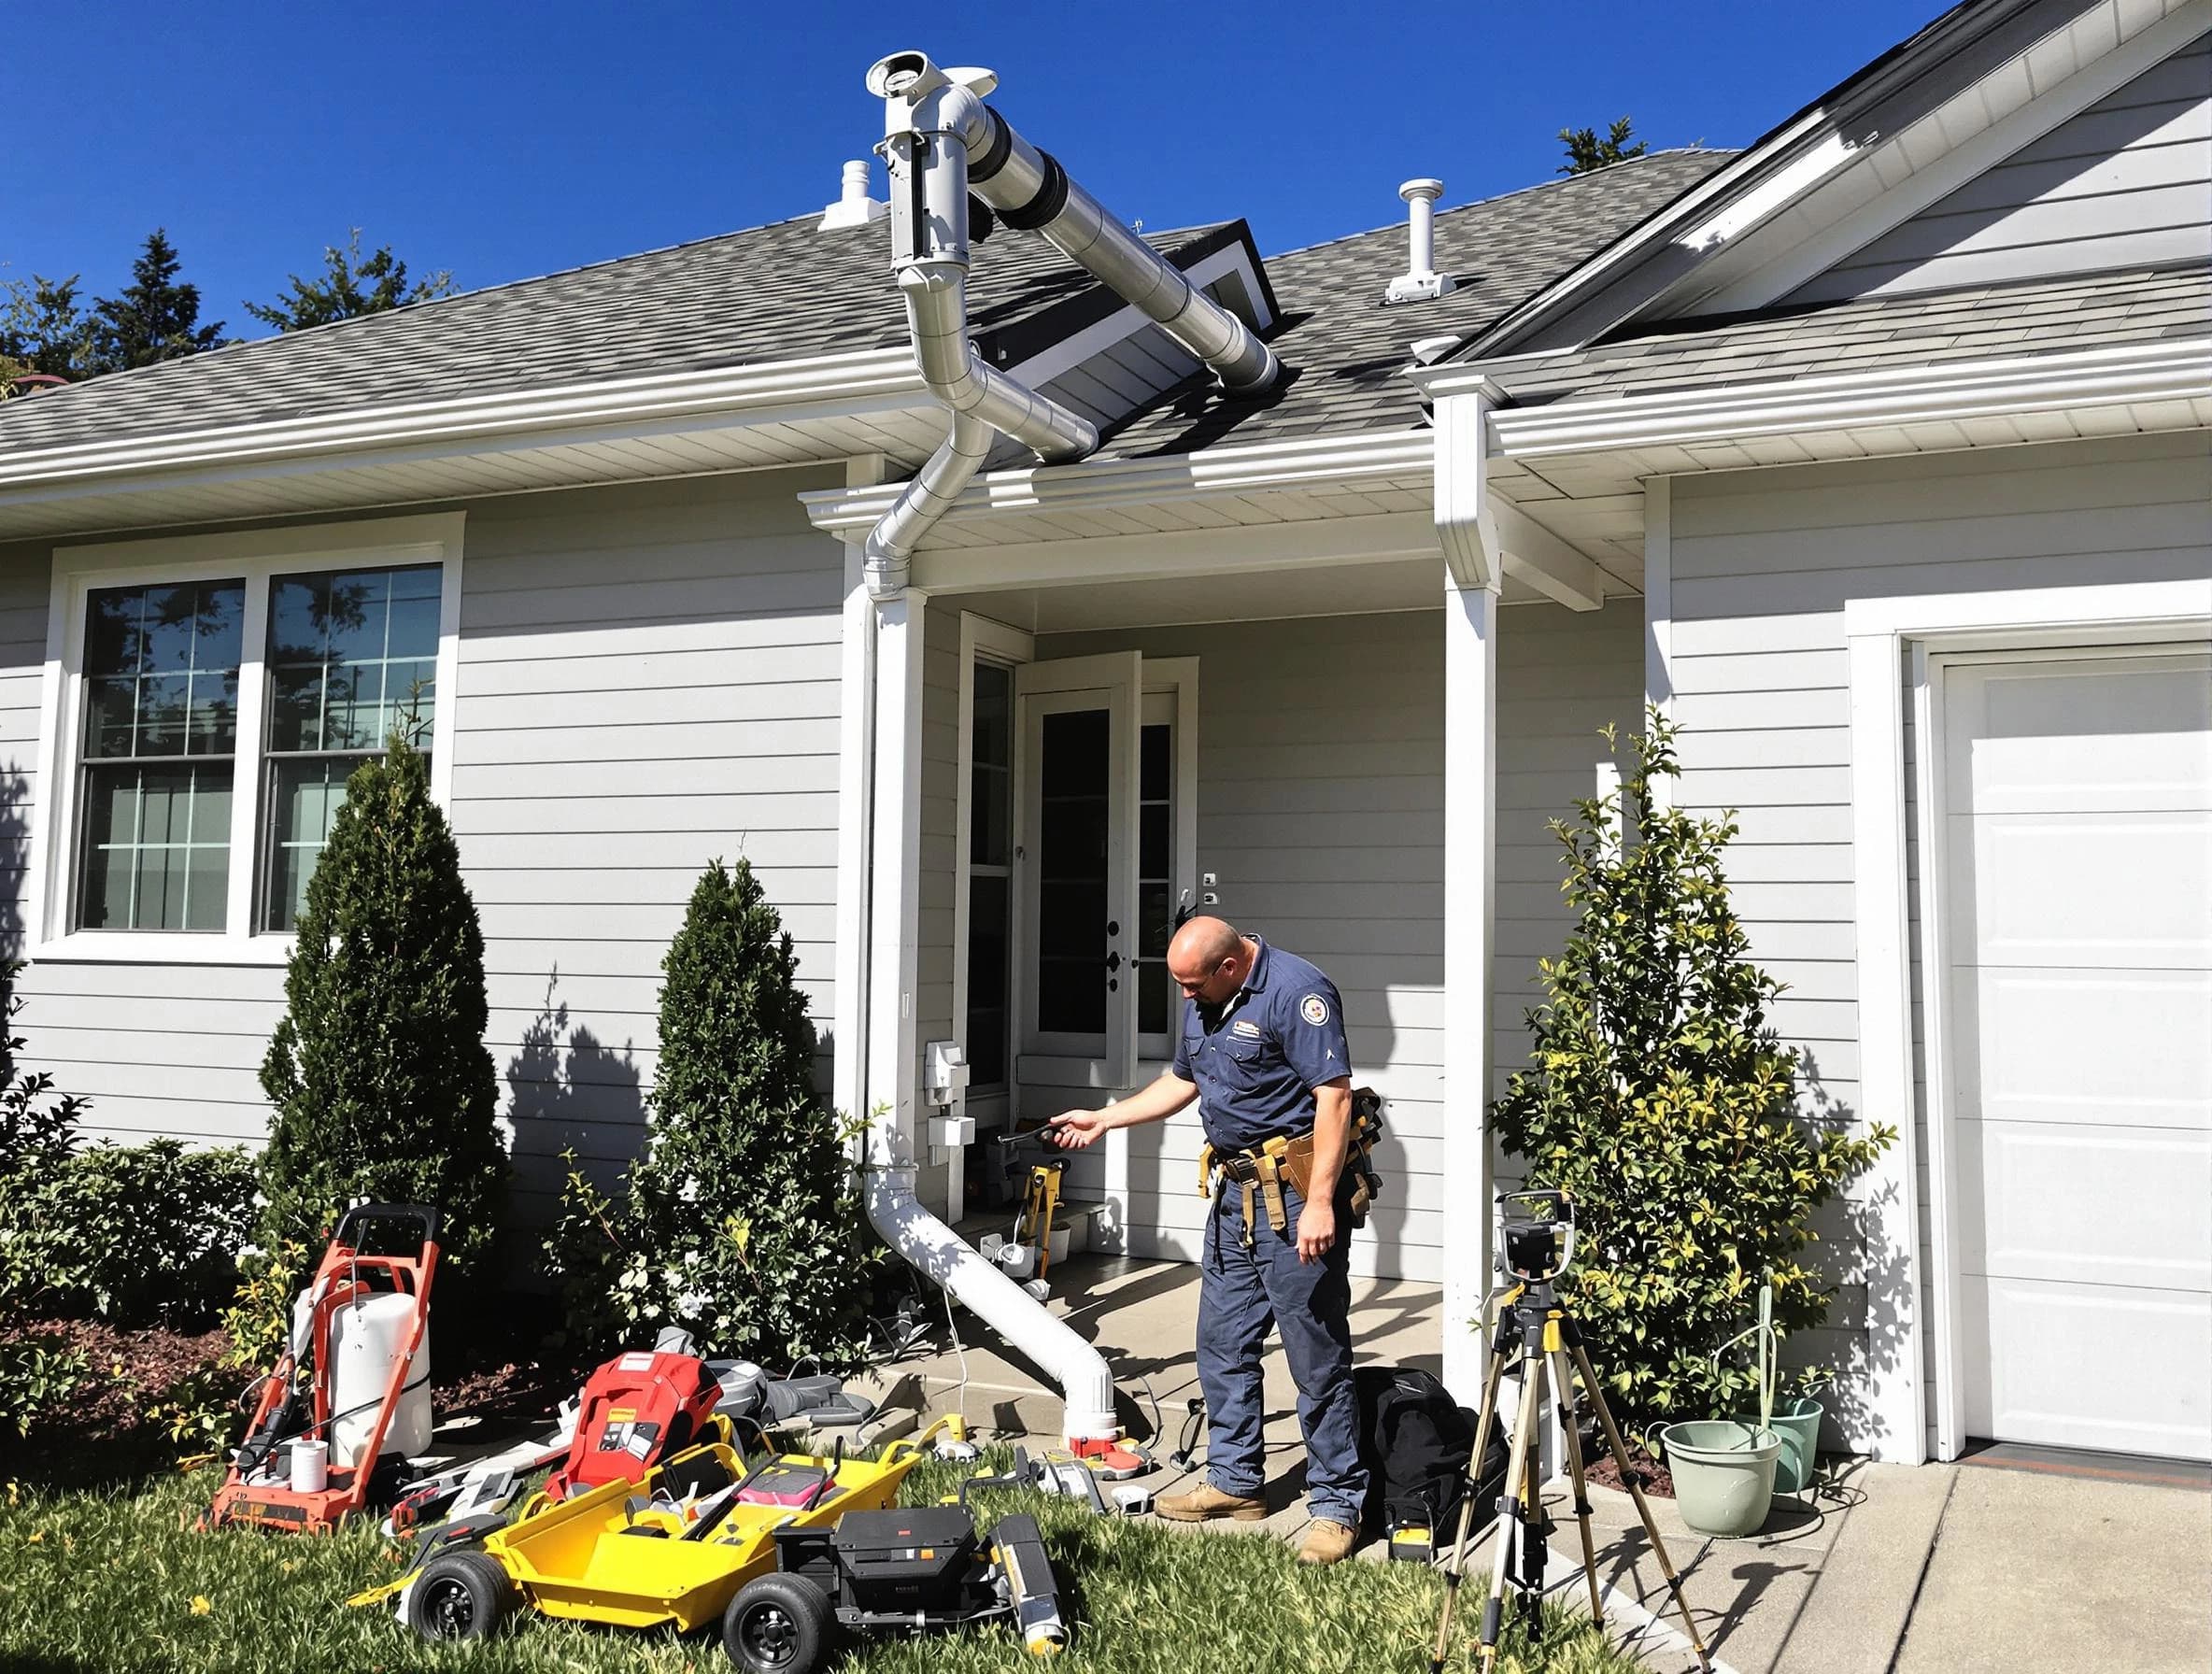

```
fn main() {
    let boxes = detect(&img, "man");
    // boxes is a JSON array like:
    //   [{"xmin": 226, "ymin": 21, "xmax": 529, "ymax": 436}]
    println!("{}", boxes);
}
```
[{"xmin": 1047, "ymin": 915, "xmax": 1365, "ymax": 1565}]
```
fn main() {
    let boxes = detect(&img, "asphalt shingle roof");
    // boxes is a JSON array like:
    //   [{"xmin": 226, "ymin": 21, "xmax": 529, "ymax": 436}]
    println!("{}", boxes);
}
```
[
  {"xmin": 0, "ymin": 215, "xmax": 1232, "ymax": 459},
  {"xmin": 1099, "ymin": 149, "xmax": 1736, "ymax": 457},
  {"xmin": 1487, "ymin": 263, "xmax": 2212, "ymax": 406}
]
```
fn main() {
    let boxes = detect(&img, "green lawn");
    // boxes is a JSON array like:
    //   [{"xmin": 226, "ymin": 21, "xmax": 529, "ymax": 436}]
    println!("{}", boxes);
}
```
[{"xmin": 0, "ymin": 1455, "xmax": 1648, "ymax": 1674}]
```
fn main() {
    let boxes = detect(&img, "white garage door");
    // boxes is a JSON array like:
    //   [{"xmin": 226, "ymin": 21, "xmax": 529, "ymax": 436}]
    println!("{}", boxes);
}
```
[{"xmin": 1943, "ymin": 648, "xmax": 2212, "ymax": 1461}]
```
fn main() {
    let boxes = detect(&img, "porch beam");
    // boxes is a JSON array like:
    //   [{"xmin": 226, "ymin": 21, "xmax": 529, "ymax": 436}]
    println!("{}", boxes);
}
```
[
  {"xmin": 1494, "ymin": 499, "xmax": 1606, "ymax": 612},
  {"xmin": 907, "ymin": 509, "xmax": 1439, "ymax": 594},
  {"xmin": 1440, "ymin": 569, "xmax": 1499, "ymax": 1403}
]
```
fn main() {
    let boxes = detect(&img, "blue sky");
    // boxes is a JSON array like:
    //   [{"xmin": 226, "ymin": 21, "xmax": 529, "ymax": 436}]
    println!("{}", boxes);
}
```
[{"xmin": 6, "ymin": 1, "xmax": 1943, "ymax": 337}]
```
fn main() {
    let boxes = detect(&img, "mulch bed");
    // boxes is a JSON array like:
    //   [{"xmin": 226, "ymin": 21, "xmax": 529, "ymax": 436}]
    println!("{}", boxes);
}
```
[{"xmin": 1583, "ymin": 1434, "xmax": 1675, "ymax": 1498}]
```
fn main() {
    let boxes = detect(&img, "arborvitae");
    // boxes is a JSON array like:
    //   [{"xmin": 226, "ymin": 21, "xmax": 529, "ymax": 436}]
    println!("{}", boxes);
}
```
[
  {"xmin": 555, "ymin": 858, "xmax": 871, "ymax": 1366},
  {"xmin": 258, "ymin": 734, "xmax": 507, "ymax": 1278},
  {"xmin": 1491, "ymin": 711, "xmax": 1893, "ymax": 1429}
]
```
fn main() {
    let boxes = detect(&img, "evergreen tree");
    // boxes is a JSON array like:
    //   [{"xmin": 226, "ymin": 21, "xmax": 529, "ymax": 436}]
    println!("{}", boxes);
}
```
[
  {"xmin": 548, "ymin": 858, "xmax": 872, "ymax": 1366},
  {"xmin": 258, "ymin": 733, "xmax": 508, "ymax": 1278},
  {"xmin": 244, "ymin": 229, "xmax": 455, "ymax": 332},
  {"xmin": 1491, "ymin": 713, "xmax": 1893, "ymax": 1428},
  {"xmin": 91, "ymin": 230, "xmax": 225, "ymax": 371},
  {"xmin": 1558, "ymin": 117, "xmax": 1647, "ymax": 176},
  {"xmin": 0, "ymin": 275, "xmax": 98, "ymax": 381}
]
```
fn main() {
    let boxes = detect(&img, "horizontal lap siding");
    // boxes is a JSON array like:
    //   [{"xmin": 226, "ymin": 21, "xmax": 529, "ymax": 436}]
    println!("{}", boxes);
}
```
[
  {"xmin": 1669, "ymin": 431, "xmax": 2212, "ymax": 1445},
  {"xmin": 1026, "ymin": 602, "xmax": 1641, "ymax": 1284},
  {"xmin": 455, "ymin": 473, "xmax": 846, "ymax": 1219},
  {"xmin": 1793, "ymin": 35, "xmax": 2212, "ymax": 302},
  {"xmin": 1, "ymin": 469, "xmax": 851, "ymax": 1224}
]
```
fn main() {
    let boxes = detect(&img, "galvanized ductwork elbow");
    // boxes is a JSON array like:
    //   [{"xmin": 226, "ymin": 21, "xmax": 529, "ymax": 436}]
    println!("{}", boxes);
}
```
[{"xmin": 861, "ymin": 50, "xmax": 1283, "ymax": 594}]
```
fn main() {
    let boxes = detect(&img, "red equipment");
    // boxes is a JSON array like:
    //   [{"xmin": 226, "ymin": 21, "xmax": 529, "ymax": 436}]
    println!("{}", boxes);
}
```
[
  {"xmin": 545, "ymin": 1348, "xmax": 726, "ymax": 1503},
  {"xmin": 206, "ymin": 1203, "xmax": 439, "ymax": 1536}
]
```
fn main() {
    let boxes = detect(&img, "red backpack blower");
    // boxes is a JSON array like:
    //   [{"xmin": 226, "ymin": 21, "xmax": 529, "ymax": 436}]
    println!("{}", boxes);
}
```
[{"xmin": 206, "ymin": 1203, "xmax": 438, "ymax": 1535}]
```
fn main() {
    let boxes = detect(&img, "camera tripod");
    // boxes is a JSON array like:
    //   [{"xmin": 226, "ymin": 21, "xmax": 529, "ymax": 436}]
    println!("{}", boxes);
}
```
[{"xmin": 1429, "ymin": 1195, "xmax": 1710, "ymax": 1674}]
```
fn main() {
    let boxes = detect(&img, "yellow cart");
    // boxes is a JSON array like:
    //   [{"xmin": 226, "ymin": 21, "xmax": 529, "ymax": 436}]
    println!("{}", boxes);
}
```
[{"xmin": 352, "ymin": 1414, "xmax": 967, "ymax": 1644}]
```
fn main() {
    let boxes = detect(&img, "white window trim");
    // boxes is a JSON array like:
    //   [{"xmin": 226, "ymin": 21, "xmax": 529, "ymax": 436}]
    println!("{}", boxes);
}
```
[
  {"xmin": 952, "ymin": 611, "xmax": 1037, "ymax": 1126},
  {"xmin": 1844, "ymin": 575, "xmax": 2212, "ymax": 1464},
  {"xmin": 30, "ymin": 511, "xmax": 466, "ymax": 965}
]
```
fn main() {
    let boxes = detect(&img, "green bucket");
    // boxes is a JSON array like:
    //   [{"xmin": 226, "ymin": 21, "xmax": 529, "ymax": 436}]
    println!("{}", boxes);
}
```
[
  {"xmin": 1734, "ymin": 1396, "xmax": 1822, "ymax": 1494},
  {"xmin": 1657, "ymin": 1420, "xmax": 1780, "ymax": 1538}
]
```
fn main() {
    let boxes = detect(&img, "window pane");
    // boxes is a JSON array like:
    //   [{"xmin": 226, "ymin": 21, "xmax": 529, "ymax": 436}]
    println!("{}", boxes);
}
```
[
  {"xmin": 135, "ymin": 674, "xmax": 190, "ymax": 756},
  {"xmin": 268, "ymin": 576, "xmax": 325, "ymax": 661},
  {"xmin": 1138, "ymin": 959, "xmax": 1169, "ymax": 1038},
  {"xmin": 324, "ymin": 661, "xmax": 380, "ymax": 750},
  {"xmin": 137, "ymin": 586, "xmax": 196, "ymax": 675},
  {"xmin": 85, "ymin": 590, "xmax": 138, "ymax": 678},
  {"xmin": 264, "ymin": 754, "xmax": 389, "ymax": 932},
  {"xmin": 188, "ymin": 666, "xmax": 237, "ymax": 755},
  {"xmin": 267, "ymin": 662, "xmax": 322, "ymax": 752},
  {"xmin": 965, "ymin": 875, "xmax": 1009, "ymax": 1087},
  {"xmin": 971, "ymin": 662, "xmax": 1011, "ymax": 769},
  {"xmin": 387, "ymin": 590, "xmax": 440, "ymax": 660},
  {"xmin": 1141, "ymin": 721, "xmax": 1170, "ymax": 802},
  {"xmin": 266, "ymin": 563, "xmax": 441, "ymax": 759},
  {"xmin": 84, "ymin": 679, "xmax": 137, "ymax": 759},
  {"xmin": 77, "ymin": 761, "xmax": 231, "ymax": 932},
  {"xmin": 323, "ymin": 572, "xmax": 387, "ymax": 663},
  {"xmin": 1140, "ymin": 803, "xmax": 1170, "ymax": 881}
]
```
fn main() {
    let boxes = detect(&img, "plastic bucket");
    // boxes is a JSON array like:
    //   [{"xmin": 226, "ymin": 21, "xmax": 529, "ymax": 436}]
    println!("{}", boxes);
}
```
[
  {"xmin": 1733, "ymin": 1396, "xmax": 1822, "ymax": 1494},
  {"xmin": 1657, "ymin": 1421, "xmax": 1779, "ymax": 1538}
]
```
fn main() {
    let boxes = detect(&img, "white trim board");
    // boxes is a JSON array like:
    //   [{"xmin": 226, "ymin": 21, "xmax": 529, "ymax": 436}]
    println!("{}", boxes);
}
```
[
  {"xmin": 28, "ymin": 511, "xmax": 466, "ymax": 966},
  {"xmin": 1844, "ymin": 575, "xmax": 2212, "ymax": 1462}
]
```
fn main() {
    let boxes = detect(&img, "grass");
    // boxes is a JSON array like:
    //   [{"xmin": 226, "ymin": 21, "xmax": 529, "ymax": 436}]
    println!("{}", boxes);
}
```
[{"xmin": 0, "ymin": 1454, "xmax": 1650, "ymax": 1674}]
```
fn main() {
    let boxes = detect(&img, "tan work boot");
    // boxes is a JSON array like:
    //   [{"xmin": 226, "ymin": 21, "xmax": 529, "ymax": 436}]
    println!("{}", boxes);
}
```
[
  {"xmin": 1155, "ymin": 1482, "xmax": 1268, "ymax": 1523},
  {"xmin": 1297, "ymin": 1518, "xmax": 1357, "ymax": 1565}
]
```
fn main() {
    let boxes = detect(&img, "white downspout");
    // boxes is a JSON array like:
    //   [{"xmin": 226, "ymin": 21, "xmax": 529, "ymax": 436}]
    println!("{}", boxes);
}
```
[{"xmin": 839, "ymin": 567, "xmax": 1118, "ymax": 1443}]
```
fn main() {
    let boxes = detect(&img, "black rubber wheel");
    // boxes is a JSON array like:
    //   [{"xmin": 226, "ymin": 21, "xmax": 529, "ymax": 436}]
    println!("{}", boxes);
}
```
[
  {"xmin": 721, "ymin": 1573, "xmax": 830, "ymax": 1673},
  {"xmin": 407, "ymin": 1549, "xmax": 515, "ymax": 1641}
]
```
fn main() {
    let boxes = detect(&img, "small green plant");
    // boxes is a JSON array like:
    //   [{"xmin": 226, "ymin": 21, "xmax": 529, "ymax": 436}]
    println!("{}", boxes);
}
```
[
  {"xmin": 547, "ymin": 858, "xmax": 875, "ymax": 1367},
  {"xmin": 256, "ymin": 731, "xmax": 508, "ymax": 1282},
  {"xmin": 1491, "ymin": 711, "xmax": 1895, "ymax": 1430}
]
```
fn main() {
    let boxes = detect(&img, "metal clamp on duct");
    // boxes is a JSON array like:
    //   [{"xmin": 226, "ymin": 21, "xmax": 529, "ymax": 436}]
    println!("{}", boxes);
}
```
[{"xmin": 859, "ymin": 50, "xmax": 1284, "ymax": 595}]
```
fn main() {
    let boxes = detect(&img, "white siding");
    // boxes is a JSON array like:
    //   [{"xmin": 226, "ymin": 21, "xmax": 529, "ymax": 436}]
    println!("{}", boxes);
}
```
[
  {"xmin": 4, "ymin": 467, "xmax": 853, "ymax": 1225},
  {"xmin": 1023, "ymin": 601, "xmax": 1643, "ymax": 1283},
  {"xmin": 1794, "ymin": 34, "xmax": 2212, "ymax": 303},
  {"xmin": 1667, "ymin": 430, "xmax": 2212, "ymax": 1440}
]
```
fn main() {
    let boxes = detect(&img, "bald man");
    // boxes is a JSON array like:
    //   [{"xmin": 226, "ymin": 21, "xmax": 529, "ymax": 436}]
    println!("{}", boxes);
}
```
[{"xmin": 1047, "ymin": 916, "xmax": 1364, "ymax": 1564}]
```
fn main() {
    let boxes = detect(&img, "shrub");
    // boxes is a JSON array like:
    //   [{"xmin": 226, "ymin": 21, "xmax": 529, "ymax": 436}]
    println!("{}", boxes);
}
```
[
  {"xmin": 0, "ymin": 963, "xmax": 84, "ymax": 1181},
  {"xmin": 1490, "ymin": 712, "xmax": 1895, "ymax": 1430},
  {"xmin": 0, "ymin": 1141, "xmax": 257, "ymax": 1328},
  {"xmin": 548, "ymin": 858, "xmax": 873, "ymax": 1366},
  {"xmin": 257, "ymin": 731, "xmax": 508, "ymax": 1281}
]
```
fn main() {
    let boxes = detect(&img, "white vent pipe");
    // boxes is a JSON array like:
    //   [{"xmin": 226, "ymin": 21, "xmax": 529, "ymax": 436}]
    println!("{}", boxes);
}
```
[
  {"xmin": 860, "ymin": 50, "xmax": 1283, "ymax": 595},
  {"xmin": 1383, "ymin": 177, "xmax": 1454, "ymax": 305},
  {"xmin": 820, "ymin": 160, "xmax": 887, "ymax": 230}
]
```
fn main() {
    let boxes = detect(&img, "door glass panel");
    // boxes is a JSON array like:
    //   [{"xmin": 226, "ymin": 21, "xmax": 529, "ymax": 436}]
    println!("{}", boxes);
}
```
[
  {"xmin": 965, "ymin": 874, "xmax": 1009, "ymax": 1086},
  {"xmin": 1036, "ymin": 708, "xmax": 1108, "ymax": 1035},
  {"xmin": 1136, "ymin": 719, "xmax": 1175, "ymax": 1039},
  {"xmin": 970, "ymin": 662, "xmax": 1011, "ymax": 867}
]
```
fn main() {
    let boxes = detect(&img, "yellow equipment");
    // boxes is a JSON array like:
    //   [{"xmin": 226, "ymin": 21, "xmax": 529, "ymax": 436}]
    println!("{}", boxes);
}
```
[{"xmin": 352, "ymin": 1414, "xmax": 970, "ymax": 1644}]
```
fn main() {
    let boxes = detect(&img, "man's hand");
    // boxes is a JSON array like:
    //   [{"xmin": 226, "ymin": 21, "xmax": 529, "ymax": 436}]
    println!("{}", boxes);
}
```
[
  {"xmin": 1044, "ymin": 1111, "xmax": 1110, "ymax": 1150},
  {"xmin": 1296, "ymin": 1198, "xmax": 1336, "ymax": 1264}
]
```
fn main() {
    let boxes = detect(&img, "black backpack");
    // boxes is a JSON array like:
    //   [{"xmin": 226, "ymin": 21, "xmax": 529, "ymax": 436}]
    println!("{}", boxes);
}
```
[{"xmin": 1354, "ymin": 1365, "xmax": 1508, "ymax": 1558}]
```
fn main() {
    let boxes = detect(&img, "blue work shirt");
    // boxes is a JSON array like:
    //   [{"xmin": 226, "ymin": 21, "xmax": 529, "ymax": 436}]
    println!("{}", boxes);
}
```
[{"xmin": 1172, "ymin": 938, "xmax": 1354, "ymax": 1153}]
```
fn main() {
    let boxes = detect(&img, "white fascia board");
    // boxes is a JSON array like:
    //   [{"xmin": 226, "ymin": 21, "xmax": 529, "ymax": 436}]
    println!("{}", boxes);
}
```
[
  {"xmin": 799, "ymin": 429, "xmax": 1432, "ymax": 535},
  {"xmin": 1482, "ymin": 336, "xmax": 2212, "ymax": 459},
  {"xmin": 0, "ymin": 347, "xmax": 925, "ymax": 491}
]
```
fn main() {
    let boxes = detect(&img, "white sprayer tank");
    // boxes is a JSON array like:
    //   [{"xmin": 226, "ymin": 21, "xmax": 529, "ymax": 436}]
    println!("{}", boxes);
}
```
[{"xmin": 327, "ymin": 1292, "xmax": 432, "ymax": 1469}]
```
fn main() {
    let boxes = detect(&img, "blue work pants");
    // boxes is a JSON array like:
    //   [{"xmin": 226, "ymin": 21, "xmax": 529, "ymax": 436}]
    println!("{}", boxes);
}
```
[{"xmin": 1197, "ymin": 1176, "xmax": 1365, "ymax": 1528}]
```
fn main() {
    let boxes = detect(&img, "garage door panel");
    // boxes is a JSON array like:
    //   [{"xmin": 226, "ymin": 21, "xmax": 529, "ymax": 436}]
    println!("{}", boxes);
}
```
[
  {"xmin": 1956, "ymin": 1117, "xmax": 2212, "ymax": 1291},
  {"xmin": 1951, "ymin": 811, "xmax": 2212, "ymax": 969},
  {"xmin": 1946, "ymin": 654, "xmax": 2212, "ymax": 813},
  {"xmin": 1952, "ymin": 965, "xmax": 2212, "ymax": 1128},
  {"xmin": 1963, "ymin": 1274, "xmax": 2211, "ymax": 1459}
]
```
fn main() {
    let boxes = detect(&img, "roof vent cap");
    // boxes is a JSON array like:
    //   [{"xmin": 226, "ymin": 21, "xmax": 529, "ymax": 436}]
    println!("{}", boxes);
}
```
[
  {"xmin": 1382, "ymin": 177, "xmax": 1455, "ymax": 305},
  {"xmin": 820, "ymin": 160, "xmax": 887, "ymax": 231}
]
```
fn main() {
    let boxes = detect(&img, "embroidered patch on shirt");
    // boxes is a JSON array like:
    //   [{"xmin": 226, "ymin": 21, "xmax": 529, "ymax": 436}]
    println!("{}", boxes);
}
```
[
  {"xmin": 1231, "ymin": 1018, "xmax": 1264, "ymax": 1039},
  {"xmin": 1300, "ymin": 994, "xmax": 1329, "ymax": 1026}
]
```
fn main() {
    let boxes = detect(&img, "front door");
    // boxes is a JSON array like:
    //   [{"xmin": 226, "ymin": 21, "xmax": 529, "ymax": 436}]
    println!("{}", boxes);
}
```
[{"xmin": 1015, "ymin": 654, "xmax": 1141, "ymax": 1093}]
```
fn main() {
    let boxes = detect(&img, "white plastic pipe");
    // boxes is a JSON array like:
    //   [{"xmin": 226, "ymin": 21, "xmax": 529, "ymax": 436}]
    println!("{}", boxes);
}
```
[{"xmin": 841, "ymin": 583, "xmax": 1119, "ymax": 1444}]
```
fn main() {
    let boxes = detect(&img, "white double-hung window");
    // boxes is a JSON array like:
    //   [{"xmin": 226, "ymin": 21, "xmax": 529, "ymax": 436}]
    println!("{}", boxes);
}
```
[{"xmin": 33, "ymin": 515, "xmax": 463, "ymax": 960}]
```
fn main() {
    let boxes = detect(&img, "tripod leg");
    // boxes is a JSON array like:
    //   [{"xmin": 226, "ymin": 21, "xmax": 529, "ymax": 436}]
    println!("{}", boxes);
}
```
[
  {"xmin": 1570, "ymin": 1341, "xmax": 1713, "ymax": 1673},
  {"xmin": 1429, "ymin": 1341, "xmax": 1510, "ymax": 1674},
  {"xmin": 1548, "ymin": 1346, "xmax": 1604, "ymax": 1625},
  {"xmin": 1478, "ymin": 1357, "xmax": 1544, "ymax": 1672}
]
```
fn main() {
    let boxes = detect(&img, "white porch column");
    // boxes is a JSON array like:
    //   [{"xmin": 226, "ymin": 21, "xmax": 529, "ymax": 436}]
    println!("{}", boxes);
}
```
[
  {"xmin": 1440, "ymin": 572, "xmax": 1498, "ymax": 1403},
  {"xmin": 831, "ymin": 548, "xmax": 874, "ymax": 1132},
  {"xmin": 865, "ymin": 589, "xmax": 928, "ymax": 1159}
]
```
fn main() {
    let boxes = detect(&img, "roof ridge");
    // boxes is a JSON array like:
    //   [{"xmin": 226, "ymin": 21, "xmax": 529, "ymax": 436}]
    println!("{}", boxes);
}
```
[{"xmin": 1268, "ymin": 148, "xmax": 1737, "ymax": 262}]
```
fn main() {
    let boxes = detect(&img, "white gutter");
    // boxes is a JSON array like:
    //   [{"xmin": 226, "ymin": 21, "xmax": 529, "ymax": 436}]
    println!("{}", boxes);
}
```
[
  {"xmin": 1443, "ymin": 337, "xmax": 2212, "ymax": 460},
  {"xmin": 0, "ymin": 347, "xmax": 924, "ymax": 489}
]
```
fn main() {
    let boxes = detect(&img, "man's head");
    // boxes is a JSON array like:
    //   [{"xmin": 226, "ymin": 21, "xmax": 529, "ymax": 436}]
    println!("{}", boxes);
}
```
[{"xmin": 1167, "ymin": 915, "xmax": 1252, "ymax": 1006}]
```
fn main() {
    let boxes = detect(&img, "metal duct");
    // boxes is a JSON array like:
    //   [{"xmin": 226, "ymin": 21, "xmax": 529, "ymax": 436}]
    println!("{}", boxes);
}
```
[{"xmin": 860, "ymin": 50, "xmax": 1283, "ymax": 594}]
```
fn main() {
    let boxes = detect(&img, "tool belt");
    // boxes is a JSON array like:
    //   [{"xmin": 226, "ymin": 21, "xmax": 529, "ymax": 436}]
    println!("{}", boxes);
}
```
[{"xmin": 1198, "ymin": 1088, "xmax": 1386, "ymax": 1247}]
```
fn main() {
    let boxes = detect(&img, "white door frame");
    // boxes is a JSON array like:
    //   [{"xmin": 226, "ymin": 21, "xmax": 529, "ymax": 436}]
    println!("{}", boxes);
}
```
[{"xmin": 1846, "ymin": 576, "xmax": 2212, "ymax": 1464}]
